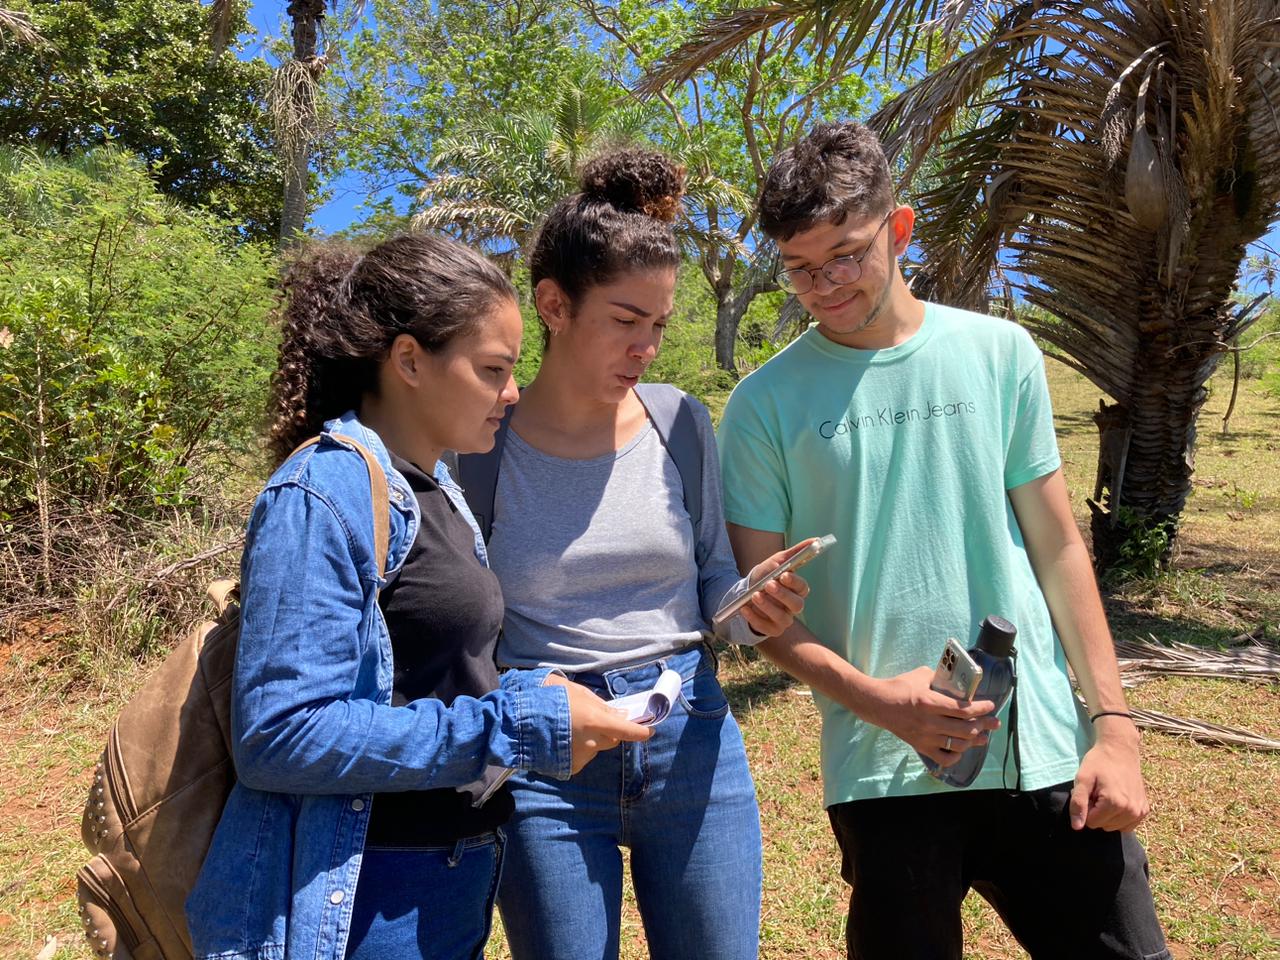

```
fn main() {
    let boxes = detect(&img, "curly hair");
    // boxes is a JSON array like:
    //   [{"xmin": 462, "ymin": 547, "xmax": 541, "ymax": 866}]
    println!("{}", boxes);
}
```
[
  {"xmin": 758, "ymin": 121, "xmax": 895, "ymax": 241},
  {"xmin": 267, "ymin": 233, "xmax": 516, "ymax": 464},
  {"xmin": 529, "ymin": 147, "xmax": 685, "ymax": 346}
]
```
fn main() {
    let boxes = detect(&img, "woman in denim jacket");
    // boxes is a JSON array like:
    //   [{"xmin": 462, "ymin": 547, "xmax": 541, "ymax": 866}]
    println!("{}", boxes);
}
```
[
  {"xmin": 474, "ymin": 151, "xmax": 811, "ymax": 960},
  {"xmin": 186, "ymin": 233, "xmax": 650, "ymax": 960}
]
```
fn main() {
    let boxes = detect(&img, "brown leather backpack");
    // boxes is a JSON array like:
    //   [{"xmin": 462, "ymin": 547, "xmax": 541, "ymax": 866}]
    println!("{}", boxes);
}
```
[{"xmin": 75, "ymin": 437, "xmax": 389, "ymax": 960}]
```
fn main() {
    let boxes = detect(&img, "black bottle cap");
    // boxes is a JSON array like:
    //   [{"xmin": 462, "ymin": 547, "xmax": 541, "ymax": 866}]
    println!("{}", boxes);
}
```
[{"xmin": 975, "ymin": 615, "xmax": 1017, "ymax": 657}]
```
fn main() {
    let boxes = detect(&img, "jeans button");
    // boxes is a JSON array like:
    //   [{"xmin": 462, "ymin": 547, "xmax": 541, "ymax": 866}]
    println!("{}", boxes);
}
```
[
  {"xmin": 329, "ymin": 890, "xmax": 344, "ymax": 905},
  {"xmin": 610, "ymin": 676, "xmax": 629, "ymax": 695},
  {"xmin": 350, "ymin": 798, "xmax": 365, "ymax": 812}
]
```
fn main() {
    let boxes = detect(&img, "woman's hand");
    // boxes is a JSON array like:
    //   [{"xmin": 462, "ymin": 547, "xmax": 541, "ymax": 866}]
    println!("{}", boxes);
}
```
[
  {"xmin": 543, "ymin": 674, "xmax": 653, "ymax": 774},
  {"xmin": 740, "ymin": 540, "xmax": 813, "ymax": 638}
]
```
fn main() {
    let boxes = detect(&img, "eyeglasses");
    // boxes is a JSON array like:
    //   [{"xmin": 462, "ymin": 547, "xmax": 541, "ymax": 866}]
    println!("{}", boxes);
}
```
[{"xmin": 774, "ymin": 210, "xmax": 894, "ymax": 295}]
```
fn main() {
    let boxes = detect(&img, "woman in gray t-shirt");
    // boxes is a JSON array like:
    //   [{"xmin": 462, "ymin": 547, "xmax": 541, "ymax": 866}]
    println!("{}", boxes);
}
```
[{"xmin": 465, "ymin": 149, "xmax": 808, "ymax": 960}]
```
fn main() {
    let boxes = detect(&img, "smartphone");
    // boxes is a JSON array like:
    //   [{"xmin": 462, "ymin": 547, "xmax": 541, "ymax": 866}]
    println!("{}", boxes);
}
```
[
  {"xmin": 712, "ymin": 534, "xmax": 837, "ymax": 627},
  {"xmin": 930, "ymin": 637, "xmax": 983, "ymax": 701}
]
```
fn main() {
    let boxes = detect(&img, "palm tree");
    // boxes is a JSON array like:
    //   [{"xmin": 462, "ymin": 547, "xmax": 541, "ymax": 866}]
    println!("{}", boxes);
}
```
[
  {"xmin": 645, "ymin": 0, "xmax": 1280, "ymax": 574},
  {"xmin": 415, "ymin": 83, "xmax": 749, "ymax": 265},
  {"xmin": 414, "ymin": 84, "xmax": 652, "ymax": 256},
  {"xmin": 210, "ymin": 0, "xmax": 344, "ymax": 246}
]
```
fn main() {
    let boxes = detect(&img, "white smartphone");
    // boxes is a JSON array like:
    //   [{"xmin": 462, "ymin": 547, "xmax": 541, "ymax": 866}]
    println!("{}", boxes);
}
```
[
  {"xmin": 930, "ymin": 637, "xmax": 983, "ymax": 701},
  {"xmin": 712, "ymin": 534, "xmax": 836, "ymax": 627}
]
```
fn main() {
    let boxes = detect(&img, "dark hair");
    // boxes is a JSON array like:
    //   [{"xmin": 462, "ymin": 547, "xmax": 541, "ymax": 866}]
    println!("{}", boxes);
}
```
[
  {"xmin": 758, "ymin": 121, "xmax": 894, "ymax": 241},
  {"xmin": 267, "ymin": 232, "xmax": 515, "ymax": 463},
  {"xmin": 529, "ymin": 148, "xmax": 685, "ymax": 344}
]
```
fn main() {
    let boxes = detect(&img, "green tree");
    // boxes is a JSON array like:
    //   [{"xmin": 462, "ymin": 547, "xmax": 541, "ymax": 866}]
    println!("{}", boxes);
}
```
[
  {"xmin": 0, "ymin": 0, "xmax": 282, "ymax": 242},
  {"xmin": 328, "ymin": 0, "xmax": 607, "ymax": 232},
  {"xmin": 0, "ymin": 147, "xmax": 278, "ymax": 591},
  {"xmin": 649, "ymin": 0, "xmax": 1280, "ymax": 573}
]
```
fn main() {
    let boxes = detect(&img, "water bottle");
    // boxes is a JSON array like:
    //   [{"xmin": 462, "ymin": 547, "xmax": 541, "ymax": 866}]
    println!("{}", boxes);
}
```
[{"xmin": 927, "ymin": 615, "xmax": 1018, "ymax": 788}]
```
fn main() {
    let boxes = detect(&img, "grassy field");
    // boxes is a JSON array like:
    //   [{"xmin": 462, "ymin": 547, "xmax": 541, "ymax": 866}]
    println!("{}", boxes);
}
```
[{"xmin": 2, "ymin": 356, "xmax": 1278, "ymax": 959}]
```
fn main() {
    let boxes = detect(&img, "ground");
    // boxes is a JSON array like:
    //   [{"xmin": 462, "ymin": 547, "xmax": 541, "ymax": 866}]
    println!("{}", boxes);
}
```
[{"xmin": 2, "ymin": 360, "xmax": 1277, "ymax": 959}]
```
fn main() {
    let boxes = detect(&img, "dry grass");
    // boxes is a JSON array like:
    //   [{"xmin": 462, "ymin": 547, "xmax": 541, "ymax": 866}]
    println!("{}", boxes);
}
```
[{"xmin": 1, "ymin": 360, "xmax": 1277, "ymax": 959}]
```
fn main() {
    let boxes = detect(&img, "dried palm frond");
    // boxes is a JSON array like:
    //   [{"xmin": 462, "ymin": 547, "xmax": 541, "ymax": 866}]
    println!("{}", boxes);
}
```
[
  {"xmin": 769, "ymin": 294, "xmax": 810, "ymax": 343},
  {"xmin": 268, "ymin": 56, "xmax": 330, "ymax": 155},
  {"xmin": 1114, "ymin": 631, "xmax": 1280, "ymax": 686},
  {"xmin": 207, "ymin": 0, "xmax": 237, "ymax": 56},
  {"xmin": 1128, "ymin": 707, "xmax": 1280, "ymax": 751},
  {"xmin": 0, "ymin": 7, "xmax": 44, "ymax": 46}
]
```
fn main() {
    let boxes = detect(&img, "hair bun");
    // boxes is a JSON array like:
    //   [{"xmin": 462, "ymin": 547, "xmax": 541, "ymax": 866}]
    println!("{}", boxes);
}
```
[{"xmin": 580, "ymin": 148, "xmax": 685, "ymax": 223}]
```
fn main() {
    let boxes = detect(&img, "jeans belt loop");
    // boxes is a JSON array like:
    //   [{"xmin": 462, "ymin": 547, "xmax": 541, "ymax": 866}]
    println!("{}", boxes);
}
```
[{"xmin": 447, "ymin": 839, "xmax": 466, "ymax": 868}]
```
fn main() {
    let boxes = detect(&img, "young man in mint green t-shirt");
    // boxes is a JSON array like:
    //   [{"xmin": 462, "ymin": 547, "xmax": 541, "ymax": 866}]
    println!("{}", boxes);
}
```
[{"xmin": 718, "ymin": 121, "xmax": 1168, "ymax": 960}]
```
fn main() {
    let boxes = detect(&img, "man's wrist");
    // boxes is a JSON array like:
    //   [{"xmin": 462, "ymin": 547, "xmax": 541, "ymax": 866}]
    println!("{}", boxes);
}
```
[{"xmin": 1092, "ymin": 712, "xmax": 1141, "ymax": 745}]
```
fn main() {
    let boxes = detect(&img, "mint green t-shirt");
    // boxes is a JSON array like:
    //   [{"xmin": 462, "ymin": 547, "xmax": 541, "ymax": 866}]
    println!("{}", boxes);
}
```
[{"xmin": 718, "ymin": 303, "xmax": 1091, "ymax": 805}]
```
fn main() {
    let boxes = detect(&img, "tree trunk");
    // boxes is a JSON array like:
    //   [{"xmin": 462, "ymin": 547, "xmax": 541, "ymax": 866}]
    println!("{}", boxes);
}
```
[
  {"xmin": 713, "ymin": 282, "xmax": 740, "ymax": 374},
  {"xmin": 279, "ymin": 0, "xmax": 326, "ymax": 247},
  {"xmin": 713, "ymin": 259, "xmax": 776, "ymax": 374},
  {"xmin": 1088, "ymin": 304, "xmax": 1225, "ymax": 576},
  {"xmin": 33, "ymin": 335, "xmax": 53, "ymax": 593},
  {"xmin": 280, "ymin": 134, "xmax": 310, "ymax": 247}
]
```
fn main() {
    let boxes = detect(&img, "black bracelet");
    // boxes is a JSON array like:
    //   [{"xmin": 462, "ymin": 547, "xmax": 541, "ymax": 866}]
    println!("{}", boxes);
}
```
[{"xmin": 1089, "ymin": 710, "xmax": 1134, "ymax": 723}]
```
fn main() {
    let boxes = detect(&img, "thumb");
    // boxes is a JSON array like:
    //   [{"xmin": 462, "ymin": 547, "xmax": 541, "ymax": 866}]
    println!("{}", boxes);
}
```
[{"xmin": 1069, "ymin": 772, "xmax": 1093, "ymax": 831}]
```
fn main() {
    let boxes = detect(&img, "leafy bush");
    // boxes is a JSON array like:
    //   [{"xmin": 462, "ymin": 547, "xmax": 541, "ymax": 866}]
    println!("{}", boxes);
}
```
[{"xmin": 0, "ymin": 147, "xmax": 277, "ymax": 596}]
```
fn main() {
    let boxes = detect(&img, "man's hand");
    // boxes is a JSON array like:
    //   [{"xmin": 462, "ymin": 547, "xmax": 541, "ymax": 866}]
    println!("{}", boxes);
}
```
[
  {"xmin": 863, "ymin": 666, "xmax": 1000, "ymax": 767},
  {"xmin": 1069, "ymin": 717, "xmax": 1148, "ymax": 831},
  {"xmin": 738, "ymin": 539, "xmax": 813, "ymax": 638}
]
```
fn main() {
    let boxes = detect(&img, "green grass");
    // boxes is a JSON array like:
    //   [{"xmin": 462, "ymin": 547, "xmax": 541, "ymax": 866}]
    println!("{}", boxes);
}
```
[{"xmin": 2, "ymin": 356, "xmax": 1278, "ymax": 959}]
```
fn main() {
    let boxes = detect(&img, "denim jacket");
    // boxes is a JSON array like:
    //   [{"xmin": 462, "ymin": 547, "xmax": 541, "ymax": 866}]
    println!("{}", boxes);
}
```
[{"xmin": 186, "ymin": 411, "xmax": 572, "ymax": 960}]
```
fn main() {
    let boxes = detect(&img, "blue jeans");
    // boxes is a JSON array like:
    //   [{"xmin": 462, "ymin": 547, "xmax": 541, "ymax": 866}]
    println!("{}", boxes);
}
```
[
  {"xmin": 345, "ymin": 832, "xmax": 505, "ymax": 960},
  {"xmin": 497, "ymin": 643, "xmax": 762, "ymax": 960}
]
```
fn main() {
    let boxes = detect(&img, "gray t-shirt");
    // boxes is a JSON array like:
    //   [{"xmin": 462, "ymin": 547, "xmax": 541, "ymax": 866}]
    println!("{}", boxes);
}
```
[{"xmin": 489, "ymin": 411, "xmax": 757, "ymax": 672}]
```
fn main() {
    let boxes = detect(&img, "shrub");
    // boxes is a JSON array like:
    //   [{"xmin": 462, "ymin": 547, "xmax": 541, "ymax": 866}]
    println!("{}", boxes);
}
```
[{"xmin": 0, "ymin": 147, "xmax": 277, "ymax": 602}]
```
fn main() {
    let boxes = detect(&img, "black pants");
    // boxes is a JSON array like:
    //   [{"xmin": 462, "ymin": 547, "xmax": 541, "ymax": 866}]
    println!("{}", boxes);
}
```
[{"xmin": 827, "ymin": 783, "xmax": 1170, "ymax": 960}]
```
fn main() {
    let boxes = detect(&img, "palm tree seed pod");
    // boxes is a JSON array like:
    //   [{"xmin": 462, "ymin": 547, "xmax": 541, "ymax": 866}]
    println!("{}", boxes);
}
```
[{"xmin": 1125, "ymin": 125, "xmax": 1168, "ymax": 230}]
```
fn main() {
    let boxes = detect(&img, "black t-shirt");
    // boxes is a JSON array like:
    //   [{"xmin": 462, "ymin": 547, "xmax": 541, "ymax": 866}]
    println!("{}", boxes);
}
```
[{"xmin": 365, "ymin": 455, "xmax": 513, "ymax": 846}]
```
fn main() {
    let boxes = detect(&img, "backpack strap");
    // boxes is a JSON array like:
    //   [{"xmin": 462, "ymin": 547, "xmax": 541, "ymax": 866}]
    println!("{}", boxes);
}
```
[
  {"xmin": 634, "ymin": 383, "xmax": 703, "ymax": 554},
  {"xmin": 454, "ymin": 385, "xmax": 702, "ymax": 553},
  {"xmin": 287, "ymin": 435, "xmax": 391, "ymax": 579}
]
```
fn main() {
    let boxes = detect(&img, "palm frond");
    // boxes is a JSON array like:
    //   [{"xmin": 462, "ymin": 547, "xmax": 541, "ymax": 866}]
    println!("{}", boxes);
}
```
[
  {"xmin": 872, "ymin": 6, "xmax": 1057, "ymax": 179},
  {"xmin": 1115, "ymin": 632, "xmax": 1280, "ymax": 685},
  {"xmin": 1129, "ymin": 708, "xmax": 1280, "ymax": 751},
  {"xmin": 418, "ymin": 85, "xmax": 657, "ymax": 251},
  {"xmin": 637, "ymin": 0, "xmax": 971, "ymax": 96},
  {"xmin": 0, "ymin": 7, "xmax": 45, "ymax": 46}
]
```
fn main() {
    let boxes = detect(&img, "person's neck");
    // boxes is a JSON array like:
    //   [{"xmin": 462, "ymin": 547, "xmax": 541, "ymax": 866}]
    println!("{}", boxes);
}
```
[
  {"xmin": 817, "ymin": 280, "xmax": 925, "ymax": 351},
  {"xmin": 520, "ymin": 354, "xmax": 620, "ymax": 430},
  {"xmin": 516, "ymin": 351, "xmax": 636, "ymax": 455},
  {"xmin": 359, "ymin": 394, "xmax": 442, "ymax": 472}
]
